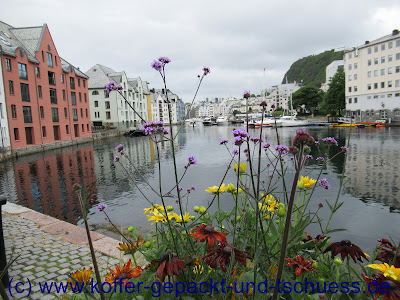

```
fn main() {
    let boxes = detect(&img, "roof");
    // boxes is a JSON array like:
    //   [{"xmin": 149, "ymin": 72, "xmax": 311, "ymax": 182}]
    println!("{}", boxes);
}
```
[
  {"xmin": 348, "ymin": 30, "xmax": 400, "ymax": 51},
  {"xmin": 85, "ymin": 64, "xmax": 117, "ymax": 88},
  {"xmin": 60, "ymin": 57, "xmax": 88, "ymax": 79}
]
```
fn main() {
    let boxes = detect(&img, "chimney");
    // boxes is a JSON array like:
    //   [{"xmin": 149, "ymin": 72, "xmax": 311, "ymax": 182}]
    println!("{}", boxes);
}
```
[
  {"xmin": 365, "ymin": 41, "xmax": 369, "ymax": 44},
  {"xmin": 393, "ymin": 29, "xmax": 399, "ymax": 36}
]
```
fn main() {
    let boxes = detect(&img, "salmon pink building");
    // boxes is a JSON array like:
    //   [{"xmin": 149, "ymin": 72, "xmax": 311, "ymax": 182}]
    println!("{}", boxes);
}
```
[{"xmin": 0, "ymin": 21, "xmax": 92, "ymax": 153}]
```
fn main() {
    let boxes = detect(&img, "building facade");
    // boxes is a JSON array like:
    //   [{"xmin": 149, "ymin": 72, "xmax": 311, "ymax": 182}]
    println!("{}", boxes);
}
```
[
  {"xmin": 0, "ymin": 21, "xmax": 91, "ymax": 151},
  {"xmin": 345, "ymin": 30, "xmax": 400, "ymax": 122},
  {"xmin": 321, "ymin": 60, "xmax": 344, "ymax": 91},
  {"xmin": 0, "ymin": 54, "xmax": 11, "ymax": 153},
  {"xmin": 149, "ymin": 89, "xmax": 184, "ymax": 124},
  {"xmin": 86, "ymin": 64, "xmax": 148, "ymax": 131}
]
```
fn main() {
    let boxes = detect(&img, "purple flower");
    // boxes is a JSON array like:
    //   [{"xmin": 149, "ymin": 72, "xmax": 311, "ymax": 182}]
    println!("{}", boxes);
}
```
[
  {"xmin": 322, "ymin": 137, "xmax": 338, "ymax": 146},
  {"xmin": 263, "ymin": 142, "xmax": 271, "ymax": 149},
  {"xmin": 341, "ymin": 146, "xmax": 349, "ymax": 153},
  {"xmin": 293, "ymin": 128, "xmax": 315, "ymax": 145},
  {"xmin": 250, "ymin": 137, "xmax": 262, "ymax": 143},
  {"xmin": 243, "ymin": 90, "xmax": 251, "ymax": 99},
  {"xmin": 163, "ymin": 128, "xmax": 170, "ymax": 135},
  {"xmin": 260, "ymin": 100, "xmax": 267, "ymax": 107},
  {"xmin": 315, "ymin": 141, "xmax": 320, "ymax": 147},
  {"xmin": 151, "ymin": 60, "xmax": 162, "ymax": 71},
  {"xmin": 203, "ymin": 67, "xmax": 210, "ymax": 75},
  {"xmin": 114, "ymin": 156, "xmax": 120, "ymax": 162},
  {"xmin": 232, "ymin": 129, "xmax": 249, "ymax": 138},
  {"xmin": 120, "ymin": 150, "xmax": 124, "ymax": 155},
  {"xmin": 234, "ymin": 136, "xmax": 245, "ymax": 146},
  {"xmin": 316, "ymin": 157, "xmax": 325, "ymax": 162},
  {"xmin": 97, "ymin": 203, "xmax": 107, "ymax": 212},
  {"xmin": 191, "ymin": 186, "xmax": 196, "ymax": 191},
  {"xmin": 187, "ymin": 188, "xmax": 191, "ymax": 193},
  {"xmin": 158, "ymin": 57, "xmax": 171, "ymax": 64},
  {"xmin": 274, "ymin": 145, "xmax": 289, "ymax": 155},
  {"xmin": 106, "ymin": 81, "xmax": 116, "ymax": 94},
  {"xmin": 243, "ymin": 148, "xmax": 249, "ymax": 153},
  {"xmin": 175, "ymin": 199, "xmax": 179, "ymax": 203},
  {"xmin": 116, "ymin": 144, "xmax": 124, "ymax": 152},
  {"xmin": 306, "ymin": 155, "xmax": 313, "ymax": 160},
  {"xmin": 233, "ymin": 149, "xmax": 239, "ymax": 156},
  {"xmin": 188, "ymin": 155, "xmax": 197, "ymax": 165},
  {"xmin": 290, "ymin": 156, "xmax": 294, "ymax": 160},
  {"xmin": 319, "ymin": 179, "xmax": 331, "ymax": 190},
  {"xmin": 178, "ymin": 187, "xmax": 183, "ymax": 191},
  {"xmin": 220, "ymin": 139, "xmax": 228, "ymax": 145},
  {"xmin": 142, "ymin": 121, "xmax": 165, "ymax": 135}
]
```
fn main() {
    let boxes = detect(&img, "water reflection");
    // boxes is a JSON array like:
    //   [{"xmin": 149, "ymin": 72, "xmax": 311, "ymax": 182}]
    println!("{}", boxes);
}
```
[{"xmin": 0, "ymin": 125, "xmax": 399, "ymax": 251}]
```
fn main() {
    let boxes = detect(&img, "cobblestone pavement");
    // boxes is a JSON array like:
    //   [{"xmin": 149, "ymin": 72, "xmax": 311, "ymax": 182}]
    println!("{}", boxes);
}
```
[{"xmin": 1, "ymin": 203, "xmax": 147, "ymax": 300}]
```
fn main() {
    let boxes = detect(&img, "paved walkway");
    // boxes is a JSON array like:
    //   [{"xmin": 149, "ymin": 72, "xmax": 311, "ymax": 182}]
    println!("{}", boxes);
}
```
[{"xmin": 2, "ymin": 203, "xmax": 145, "ymax": 299}]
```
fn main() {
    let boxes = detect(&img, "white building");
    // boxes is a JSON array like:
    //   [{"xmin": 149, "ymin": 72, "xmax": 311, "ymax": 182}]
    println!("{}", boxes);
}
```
[
  {"xmin": 0, "ymin": 56, "xmax": 11, "ymax": 153},
  {"xmin": 265, "ymin": 83, "xmax": 300, "ymax": 112},
  {"xmin": 345, "ymin": 29, "xmax": 400, "ymax": 122},
  {"xmin": 86, "ymin": 64, "xmax": 148, "ymax": 131},
  {"xmin": 149, "ymin": 89, "xmax": 184, "ymax": 124},
  {"xmin": 321, "ymin": 60, "xmax": 344, "ymax": 91}
]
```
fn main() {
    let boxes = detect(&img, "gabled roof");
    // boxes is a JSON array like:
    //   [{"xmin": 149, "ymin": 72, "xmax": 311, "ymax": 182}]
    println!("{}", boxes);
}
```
[
  {"xmin": 85, "ymin": 64, "xmax": 117, "ymax": 88},
  {"xmin": 10, "ymin": 25, "xmax": 44, "ymax": 54},
  {"xmin": 60, "ymin": 57, "xmax": 88, "ymax": 79},
  {"xmin": 357, "ymin": 30, "xmax": 400, "ymax": 49}
]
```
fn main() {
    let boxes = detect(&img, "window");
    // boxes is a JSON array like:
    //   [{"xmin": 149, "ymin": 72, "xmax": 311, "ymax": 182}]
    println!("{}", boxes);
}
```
[
  {"xmin": 18, "ymin": 63, "xmax": 28, "ymax": 79},
  {"xmin": 72, "ymin": 109, "xmax": 78, "ymax": 121},
  {"xmin": 41, "ymin": 51, "xmax": 44, "ymax": 62},
  {"xmin": 381, "ymin": 44, "xmax": 386, "ymax": 51},
  {"xmin": 373, "ymin": 95, "xmax": 379, "ymax": 99},
  {"xmin": 348, "ymin": 64, "xmax": 352, "ymax": 71},
  {"xmin": 35, "ymin": 66, "xmax": 40, "ymax": 78},
  {"xmin": 20, "ymin": 83, "xmax": 30, "ymax": 102},
  {"xmin": 396, "ymin": 93, "xmax": 400, "ymax": 97},
  {"xmin": 92, "ymin": 91, "xmax": 99, "ymax": 95},
  {"xmin": 397, "ymin": 53, "xmax": 400, "ymax": 60},
  {"xmin": 104, "ymin": 90, "xmax": 109, "ymax": 98},
  {"xmin": 388, "ymin": 55, "xmax": 393, "ymax": 62},
  {"xmin": 51, "ymin": 108, "xmax": 59, "ymax": 122},
  {"xmin": 11, "ymin": 105, "xmax": 17, "ymax": 118},
  {"xmin": 374, "ymin": 46, "xmax": 378, "ymax": 52},
  {"xmin": 66, "ymin": 125, "xmax": 69, "ymax": 134},
  {"xmin": 348, "ymin": 75, "xmax": 352, "ymax": 81},
  {"xmin": 381, "ymin": 82, "xmax": 385, "ymax": 88},
  {"xmin": 397, "ymin": 40, "xmax": 400, "ymax": 47},
  {"xmin": 38, "ymin": 85, "xmax": 42, "ymax": 98},
  {"xmin": 388, "ymin": 67, "xmax": 393, "ymax": 74},
  {"xmin": 354, "ymin": 86, "xmax": 358, "ymax": 92},
  {"xmin": 61, "ymin": 74, "xmax": 64, "ymax": 83},
  {"xmin": 78, "ymin": 78, "xmax": 80, "ymax": 87},
  {"xmin": 374, "ymin": 58, "xmax": 378, "ymax": 65},
  {"xmin": 388, "ymin": 81, "xmax": 392, "ymax": 88},
  {"xmin": 348, "ymin": 53, "xmax": 352, "ymax": 59},
  {"xmin": 396, "ymin": 66, "xmax": 400, "ymax": 73},
  {"xmin": 374, "ymin": 70, "xmax": 378, "ymax": 77},
  {"xmin": 368, "ymin": 71, "xmax": 371, "ymax": 78},
  {"xmin": 349, "ymin": 98, "xmax": 352, "ymax": 103},
  {"xmin": 70, "ymin": 77, "xmax": 75, "ymax": 89},
  {"xmin": 106, "ymin": 111, "xmax": 111, "ymax": 119},
  {"xmin": 6, "ymin": 58, "xmax": 11, "ymax": 71},
  {"xmin": 381, "ymin": 69, "xmax": 385, "ymax": 75},
  {"xmin": 368, "ymin": 48, "xmax": 371, "ymax": 54},
  {"xmin": 79, "ymin": 92, "xmax": 82, "ymax": 102},
  {"xmin": 83, "ymin": 80, "xmax": 86, "ymax": 88},
  {"xmin": 80, "ymin": 108, "xmax": 83, "ymax": 117},
  {"xmin": 354, "ymin": 97, "xmax": 358, "ymax": 103},
  {"xmin": 87, "ymin": 124, "xmax": 89, "ymax": 132},
  {"xmin": 64, "ymin": 107, "xmax": 67, "ymax": 118},
  {"xmin": 381, "ymin": 56, "xmax": 385, "ymax": 63},
  {"xmin": 84, "ymin": 93, "xmax": 87, "ymax": 102},
  {"xmin": 50, "ymin": 88, "xmax": 57, "ymax": 104},
  {"xmin": 85, "ymin": 109, "xmax": 88, "ymax": 118},
  {"xmin": 348, "ymin": 87, "xmax": 352, "ymax": 92},
  {"xmin": 389, "ymin": 41, "xmax": 393, "ymax": 49},
  {"xmin": 47, "ymin": 52, "xmax": 53, "ymax": 67},
  {"xmin": 354, "ymin": 63, "xmax": 358, "ymax": 69},
  {"xmin": 94, "ymin": 101, "xmax": 98, "ymax": 107},
  {"xmin": 63, "ymin": 90, "xmax": 66, "ymax": 100},
  {"xmin": 42, "ymin": 126, "xmax": 46, "ymax": 137},
  {"xmin": 354, "ymin": 74, "xmax": 358, "ymax": 80},
  {"xmin": 23, "ymin": 106, "xmax": 32, "ymax": 123},
  {"xmin": 14, "ymin": 128, "xmax": 19, "ymax": 140},
  {"xmin": 105, "ymin": 101, "xmax": 110, "ymax": 109},
  {"xmin": 71, "ymin": 92, "xmax": 76, "ymax": 105},
  {"xmin": 40, "ymin": 106, "xmax": 44, "ymax": 118},
  {"xmin": 54, "ymin": 56, "xmax": 57, "ymax": 66},
  {"xmin": 396, "ymin": 80, "xmax": 400, "ymax": 87},
  {"xmin": 374, "ymin": 83, "xmax": 378, "ymax": 89},
  {"xmin": 368, "ymin": 59, "xmax": 372, "ymax": 66},
  {"xmin": 82, "ymin": 124, "xmax": 84, "ymax": 132},
  {"xmin": 48, "ymin": 71, "xmax": 55, "ymax": 85}
]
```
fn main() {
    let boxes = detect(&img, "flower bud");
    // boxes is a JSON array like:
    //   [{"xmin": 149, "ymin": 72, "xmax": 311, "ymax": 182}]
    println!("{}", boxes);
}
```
[
  {"xmin": 190, "ymin": 216, "xmax": 196, "ymax": 221},
  {"xmin": 127, "ymin": 226, "xmax": 135, "ymax": 233},
  {"xmin": 277, "ymin": 207, "xmax": 286, "ymax": 217},
  {"xmin": 166, "ymin": 206, "xmax": 174, "ymax": 211},
  {"xmin": 303, "ymin": 145, "xmax": 311, "ymax": 155},
  {"xmin": 199, "ymin": 206, "xmax": 206, "ymax": 214},
  {"xmin": 298, "ymin": 180, "xmax": 305, "ymax": 190},
  {"xmin": 236, "ymin": 215, "xmax": 241, "ymax": 221},
  {"xmin": 278, "ymin": 203, "xmax": 285, "ymax": 209},
  {"xmin": 144, "ymin": 241, "xmax": 151, "ymax": 248},
  {"xmin": 193, "ymin": 206, "xmax": 200, "ymax": 213},
  {"xmin": 334, "ymin": 257, "xmax": 343, "ymax": 266},
  {"xmin": 312, "ymin": 262, "xmax": 318, "ymax": 269}
]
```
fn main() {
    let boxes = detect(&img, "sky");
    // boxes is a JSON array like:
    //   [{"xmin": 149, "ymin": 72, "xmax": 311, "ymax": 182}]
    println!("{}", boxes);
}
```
[{"xmin": 1, "ymin": 0, "xmax": 400, "ymax": 102}]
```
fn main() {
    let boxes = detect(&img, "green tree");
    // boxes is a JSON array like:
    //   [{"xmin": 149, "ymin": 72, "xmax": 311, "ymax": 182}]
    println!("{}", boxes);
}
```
[
  {"xmin": 321, "ymin": 67, "xmax": 345, "ymax": 116},
  {"xmin": 292, "ymin": 84, "xmax": 324, "ymax": 112}
]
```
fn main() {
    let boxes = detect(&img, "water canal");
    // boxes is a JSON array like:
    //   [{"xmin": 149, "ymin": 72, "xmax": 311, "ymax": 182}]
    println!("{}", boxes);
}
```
[{"xmin": 1, "ymin": 125, "xmax": 399, "ymax": 253}]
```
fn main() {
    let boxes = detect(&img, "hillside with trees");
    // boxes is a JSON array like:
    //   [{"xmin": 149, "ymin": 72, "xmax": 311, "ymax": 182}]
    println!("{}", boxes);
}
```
[{"xmin": 282, "ymin": 49, "xmax": 343, "ymax": 87}]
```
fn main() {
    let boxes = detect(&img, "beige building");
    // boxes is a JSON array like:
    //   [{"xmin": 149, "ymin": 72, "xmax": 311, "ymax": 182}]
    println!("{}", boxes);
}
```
[{"xmin": 345, "ymin": 29, "xmax": 400, "ymax": 122}]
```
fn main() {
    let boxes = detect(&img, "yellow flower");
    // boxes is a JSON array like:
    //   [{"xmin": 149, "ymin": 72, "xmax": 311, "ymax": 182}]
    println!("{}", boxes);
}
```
[
  {"xmin": 226, "ymin": 183, "xmax": 242, "ymax": 194},
  {"xmin": 146, "ymin": 210, "xmax": 169, "ymax": 225},
  {"xmin": 297, "ymin": 176, "xmax": 317, "ymax": 189},
  {"xmin": 193, "ymin": 265, "xmax": 204, "ymax": 274},
  {"xmin": 68, "ymin": 267, "xmax": 93, "ymax": 288},
  {"xmin": 366, "ymin": 263, "xmax": 400, "ymax": 281},
  {"xmin": 205, "ymin": 184, "xmax": 228, "ymax": 194},
  {"xmin": 144, "ymin": 204, "xmax": 165, "ymax": 214},
  {"xmin": 261, "ymin": 194, "xmax": 278, "ymax": 212},
  {"xmin": 117, "ymin": 238, "xmax": 145, "ymax": 252},
  {"xmin": 171, "ymin": 212, "xmax": 192, "ymax": 223},
  {"xmin": 233, "ymin": 162, "xmax": 247, "ymax": 174}
]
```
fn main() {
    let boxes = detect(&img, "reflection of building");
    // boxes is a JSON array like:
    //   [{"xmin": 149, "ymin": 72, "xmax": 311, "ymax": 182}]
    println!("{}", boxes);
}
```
[
  {"xmin": 345, "ymin": 30, "xmax": 400, "ymax": 122},
  {"xmin": 344, "ymin": 129, "xmax": 400, "ymax": 209},
  {"xmin": 13, "ymin": 145, "xmax": 97, "ymax": 223},
  {"xmin": 0, "ymin": 21, "xmax": 92, "ymax": 151}
]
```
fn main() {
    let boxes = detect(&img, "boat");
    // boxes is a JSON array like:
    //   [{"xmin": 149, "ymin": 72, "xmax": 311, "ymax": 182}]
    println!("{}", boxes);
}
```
[
  {"xmin": 254, "ymin": 119, "xmax": 273, "ymax": 127},
  {"xmin": 216, "ymin": 116, "xmax": 229, "ymax": 126},
  {"xmin": 272, "ymin": 115, "xmax": 308, "ymax": 127},
  {"xmin": 202, "ymin": 117, "xmax": 212, "ymax": 126}
]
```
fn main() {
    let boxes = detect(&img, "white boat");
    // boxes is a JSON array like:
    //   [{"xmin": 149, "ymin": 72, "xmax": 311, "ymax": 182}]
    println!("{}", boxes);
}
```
[
  {"xmin": 255, "ymin": 118, "xmax": 273, "ymax": 128},
  {"xmin": 202, "ymin": 117, "xmax": 212, "ymax": 126},
  {"xmin": 216, "ymin": 116, "xmax": 228, "ymax": 125},
  {"xmin": 273, "ymin": 115, "xmax": 308, "ymax": 127}
]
